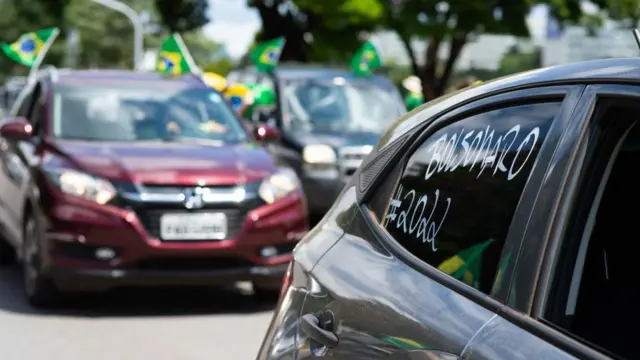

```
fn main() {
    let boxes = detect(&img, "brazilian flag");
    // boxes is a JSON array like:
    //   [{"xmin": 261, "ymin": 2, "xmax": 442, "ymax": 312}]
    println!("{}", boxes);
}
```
[
  {"xmin": 156, "ymin": 34, "xmax": 193, "ymax": 76},
  {"xmin": 249, "ymin": 37, "xmax": 285, "ymax": 73},
  {"xmin": 437, "ymin": 239, "xmax": 495, "ymax": 289},
  {"xmin": 1, "ymin": 28, "xmax": 57, "ymax": 67},
  {"xmin": 350, "ymin": 41, "xmax": 382, "ymax": 76}
]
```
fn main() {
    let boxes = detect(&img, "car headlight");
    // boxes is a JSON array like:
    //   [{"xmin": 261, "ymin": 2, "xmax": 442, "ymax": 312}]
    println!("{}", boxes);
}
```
[
  {"xmin": 259, "ymin": 167, "xmax": 301, "ymax": 204},
  {"xmin": 45, "ymin": 169, "xmax": 117, "ymax": 205},
  {"xmin": 302, "ymin": 144, "xmax": 337, "ymax": 164}
]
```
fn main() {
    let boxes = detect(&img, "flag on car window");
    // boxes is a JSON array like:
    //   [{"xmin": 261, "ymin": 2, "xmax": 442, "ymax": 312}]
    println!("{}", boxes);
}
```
[
  {"xmin": 156, "ymin": 34, "xmax": 193, "ymax": 76},
  {"xmin": 249, "ymin": 37, "xmax": 286, "ymax": 73},
  {"xmin": 350, "ymin": 41, "xmax": 382, "ymax": 76},
  {"xmin": 1, "ymin": 28, "xmax": 57, "ymax": 67},
  {"xmin": 437, "ymin": 239, "xmax": 495, "ymax": 289}
]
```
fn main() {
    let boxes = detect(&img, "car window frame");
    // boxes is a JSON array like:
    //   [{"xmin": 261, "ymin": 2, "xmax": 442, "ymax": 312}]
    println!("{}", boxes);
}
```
[
  {"xmin": 506, "ymin": 84, "xmax": 640, "ymax": 360},
  {"xmin": 10, "ymin": 81, "xmax": 36, "ymax": 119},
  {"xmin": 359, "ymin": 85, "xmax": 583, "ymax": 314}
]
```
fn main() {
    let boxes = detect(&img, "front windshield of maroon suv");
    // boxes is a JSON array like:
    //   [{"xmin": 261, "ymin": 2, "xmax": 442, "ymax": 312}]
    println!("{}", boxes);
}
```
[{"xmin": 52, "ymin": 83, "xmax": 249, "ymax": 143}]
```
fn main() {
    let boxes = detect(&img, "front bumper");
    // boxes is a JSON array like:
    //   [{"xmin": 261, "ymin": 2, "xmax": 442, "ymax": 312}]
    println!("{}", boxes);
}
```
[
  {"xmin": 40, "ymin": 191, "xmax": 308, "ymax": 292},
  {"xmin": 50, "ymin": 263, "xmax": 289, "ymax": 292}
]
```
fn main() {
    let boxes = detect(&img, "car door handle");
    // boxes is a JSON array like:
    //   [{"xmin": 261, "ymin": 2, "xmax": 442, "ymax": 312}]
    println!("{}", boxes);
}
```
[{"xmin": 301, "ymin": 313, "xmax": 339, "ymax": 348}]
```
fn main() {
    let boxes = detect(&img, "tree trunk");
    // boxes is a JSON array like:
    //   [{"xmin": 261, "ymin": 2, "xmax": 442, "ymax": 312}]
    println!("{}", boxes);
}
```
[
  {"xmin": 435, "ymin": 32, "xmax": 468, "ymax": 96},
  {"xmin": 420, "ymin": 37, "xmax": 442, "ymax": 101},
  {"xmin": 398, "ymin": 33, "xmax": 420, "ymax": 78}
]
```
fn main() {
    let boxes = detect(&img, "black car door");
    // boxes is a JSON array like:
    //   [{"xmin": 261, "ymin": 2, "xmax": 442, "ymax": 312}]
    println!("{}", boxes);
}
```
[
  {"xmin": 464, "ymin": 84, "xmax": 640, "ymax": 360},
  {"xmin": 295, "ymin": 85, "xmax": 584, "ymax": 359}
]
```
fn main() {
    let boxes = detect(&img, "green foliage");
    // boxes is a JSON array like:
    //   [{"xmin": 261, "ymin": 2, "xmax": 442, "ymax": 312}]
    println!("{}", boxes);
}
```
[
  {"xmin": 65, "ymin": 0, "xmax": 160, "ymax": 69},
  {"xmin": 0, "ymin": 0, "xmax": 230, "ymax": 80},
  {"xmin": 180, "ymin": 30, "xmax": 231, "ymax": 68},
  {"xmin": 154, "ymin": 0, "xmax": 209, "ymax": 32},
  {"xmin": 248, "ymin": 0, "xmax": 383, "ymax": 63},
  {"xmin": 203, "ymin": 58, "xmax": 234, "ymax": 76},
  {"xmin": 497, "ymin": 45, "xmax": 541, "ymax": 76}
]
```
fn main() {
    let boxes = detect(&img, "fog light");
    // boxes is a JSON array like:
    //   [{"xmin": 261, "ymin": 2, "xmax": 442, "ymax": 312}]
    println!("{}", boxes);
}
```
[
  {"xmin": 95, "ymin": 247, "xmax": 116, "ymax": 260},
  {"xmin": 260, "ymin": 246, "xmax": 278, "ymax": 258}
]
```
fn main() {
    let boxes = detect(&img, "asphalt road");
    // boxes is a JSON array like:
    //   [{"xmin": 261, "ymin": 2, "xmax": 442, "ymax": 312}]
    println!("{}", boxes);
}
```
[{"xmin": 0, "ymin": 264, "xmax": 275, "ymax": 360}]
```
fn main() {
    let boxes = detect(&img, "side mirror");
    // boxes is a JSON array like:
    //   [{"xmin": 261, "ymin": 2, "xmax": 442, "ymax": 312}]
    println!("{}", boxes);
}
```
[
  {"xmin": 0, "ymin": 117, "xmax": 33, "ymax": 141},
  {"xmin": 254, "ymin": 124, "xmax": 280, "ymax": 142}
]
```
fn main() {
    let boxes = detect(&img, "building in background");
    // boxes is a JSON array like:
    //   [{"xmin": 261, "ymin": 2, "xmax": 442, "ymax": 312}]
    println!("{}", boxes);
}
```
[{"xmin": 542, "ymin": 14, "xmax": 638, "ymax": 67}]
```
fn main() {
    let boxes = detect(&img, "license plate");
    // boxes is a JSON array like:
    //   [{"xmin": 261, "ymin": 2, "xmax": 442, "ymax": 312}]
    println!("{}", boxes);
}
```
[{"xmin": 159, "ymin": 212, "xmax": 227, "ymax": 241}]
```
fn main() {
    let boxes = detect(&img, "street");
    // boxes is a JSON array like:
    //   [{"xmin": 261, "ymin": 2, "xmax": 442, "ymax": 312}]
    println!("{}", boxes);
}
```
[{"xmin": 0, "ymin": 264, "xmax": 273, "ymax": 360}]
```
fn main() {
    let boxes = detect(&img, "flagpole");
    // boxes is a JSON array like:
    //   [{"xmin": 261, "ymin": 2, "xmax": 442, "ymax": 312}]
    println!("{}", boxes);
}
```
[
  {"xmin": 28, "ymin": 27, "xmax": 60, "ymax": 84},
  {"xmin": 172, "ymin": 32, "xmax": 202, "ymax": 75}
]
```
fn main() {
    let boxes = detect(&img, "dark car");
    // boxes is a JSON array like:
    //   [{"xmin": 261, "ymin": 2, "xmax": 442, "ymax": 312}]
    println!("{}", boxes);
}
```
[
  {"xmin": 0, "ymin": 67, "xmax": 309, "ymax": 307},
  {"xmin": 257, "ymin": 57, "xmax": 640, "ymax": 360},
  {"xmin": 227, "ymin": 65, "xmax": 406, "ymax": 220}
]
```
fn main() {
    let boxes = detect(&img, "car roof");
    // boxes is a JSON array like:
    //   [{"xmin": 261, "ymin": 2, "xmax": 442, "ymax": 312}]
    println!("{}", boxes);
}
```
[
  {"xmin": 480, "ymin": 57, "xmax": 640, "ymax": 89},
  {"xmin": 275, "ymin": 64, "xmax": 395, "ymax": 86},
  {"xmin": 49, "ymin": 69, "xmax": 206, "ymax": 87},
  {"xmin": 232, "ymin": 63, "xmax": 397, "ymax": 88}
]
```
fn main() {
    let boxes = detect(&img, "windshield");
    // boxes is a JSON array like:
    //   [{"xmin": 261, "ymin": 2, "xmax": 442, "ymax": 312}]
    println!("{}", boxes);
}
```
[
  {"xmin": 52, "ymin": 83, "xmax": 249, "ymax": 143},
  {"xmin": 281, "ymin": 78, "xmax": 403, "ymax": 133}
]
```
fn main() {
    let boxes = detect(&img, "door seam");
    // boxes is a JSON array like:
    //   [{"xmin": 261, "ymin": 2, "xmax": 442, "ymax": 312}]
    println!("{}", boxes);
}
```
[{"xmin": 460, "ymin": 313, "xmax": 498, "ymax": 359}]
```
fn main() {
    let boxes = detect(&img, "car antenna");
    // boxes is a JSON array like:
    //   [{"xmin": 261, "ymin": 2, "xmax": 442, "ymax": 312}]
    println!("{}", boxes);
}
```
[{"xmin": 633, "ymin": 29, "xmax": 640, "ymax": 52}]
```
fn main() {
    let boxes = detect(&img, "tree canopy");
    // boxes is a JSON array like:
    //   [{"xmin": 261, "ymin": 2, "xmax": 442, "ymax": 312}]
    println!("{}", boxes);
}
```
[
  {"xmin": 154, "ymin": 0, "xmax": 209, "ymax": 33},
  {"xmin": 249, "ymin": 0, "xmax": 640, "ymax": 100},
  {"xmin": 0, "ymin": 0, "xmax": 226, "ymax": 79}
]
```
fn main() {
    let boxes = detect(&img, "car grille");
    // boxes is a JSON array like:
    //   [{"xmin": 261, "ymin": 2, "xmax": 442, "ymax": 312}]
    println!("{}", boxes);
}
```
[
  {"xmin": 115, "ymin": 183, "xmax": 264, "ymax": 242},
  {"xmin": 338, "ymin": 146, "xmax": 373, "ymax": 178},
  {"xmin": 135, "ymin": 207, "xmax": 248, "ymax": 241}
]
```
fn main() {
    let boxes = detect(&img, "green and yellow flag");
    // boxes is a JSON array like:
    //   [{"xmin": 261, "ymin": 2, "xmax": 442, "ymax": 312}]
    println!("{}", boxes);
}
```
[
  {"xmin": 249, "ymin": 37, "xmax": 285, "ymax": 73},
  {"xmin": 1, "ymin": 28, "xmax": 57, "ymax": 67},
  {"xmin": 350, "ymin": 41, "xmax": 382, "ymax": 76},
  {"xmin": 156, "ymin": 34, "xmax": 193, "ymax": 76},
  {"xmin": 437, "ymin": 239, "xmax": 495, "ymax": 289}
]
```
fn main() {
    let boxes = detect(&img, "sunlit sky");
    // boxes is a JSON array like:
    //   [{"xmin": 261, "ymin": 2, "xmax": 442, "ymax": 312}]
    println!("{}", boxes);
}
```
[{"xmin": 203, "ymin": 1, "xmax": 583, "ymax": 59}]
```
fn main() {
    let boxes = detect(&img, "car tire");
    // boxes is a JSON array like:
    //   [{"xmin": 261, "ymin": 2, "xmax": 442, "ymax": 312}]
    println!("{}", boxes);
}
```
[
  {"xmin": 22, "ymin": 216, "xmax": 61, "ymax": 308},
  {"xmin": 252, "ymin": 281, "xmax": 281, "ymax": 302},
  {"xmin": 0, "ymin": 237, "xmax": 15, "ymax": 267}
]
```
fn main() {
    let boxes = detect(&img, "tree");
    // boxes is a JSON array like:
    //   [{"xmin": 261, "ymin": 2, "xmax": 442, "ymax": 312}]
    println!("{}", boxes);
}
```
[
  {"xmin": 376, "ymin": 0, "xmax": 541, "ymax": 100},
  {"xmin": 65, "ymin": 0, "xmax": 162, "ymax": 69},
  {"xmin": 0, "ymin": 0, "xmax": 66, "ymax": 80},
  {"xmin": 247, "ymin": 0, "xmax": 382, "ymax": 62},
  {"xmin": 154, "ymin": 0, "xmax": 209, "ymax": 33},
  {"xmin": 497, "ymin": 45, "xmax": 541, "ymax": 76},
  {"xmin": 180, "ymin": 30, "xmax": 229, "ymax": 66}
]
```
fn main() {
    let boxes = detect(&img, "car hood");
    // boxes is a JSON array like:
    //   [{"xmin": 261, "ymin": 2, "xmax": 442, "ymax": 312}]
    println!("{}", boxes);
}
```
[
  {"xmin": 50, "ymin": 140, "xmax": 276, "ymax": 185},
  {"xmin": 290, "ymin": 129, "xmax": 382, "ymax": 149}
]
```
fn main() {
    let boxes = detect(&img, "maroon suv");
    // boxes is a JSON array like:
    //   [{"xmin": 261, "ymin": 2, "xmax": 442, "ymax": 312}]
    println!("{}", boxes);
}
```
[{"xmin": 0, "ymin": 69, "xmax": 309, "ymax": 307}]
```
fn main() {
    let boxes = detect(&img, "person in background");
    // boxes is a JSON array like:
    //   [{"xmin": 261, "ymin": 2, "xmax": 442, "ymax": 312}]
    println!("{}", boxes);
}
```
[{"xmin": 402, "ymin": 75, "xmax": 424, "ymax": 111}]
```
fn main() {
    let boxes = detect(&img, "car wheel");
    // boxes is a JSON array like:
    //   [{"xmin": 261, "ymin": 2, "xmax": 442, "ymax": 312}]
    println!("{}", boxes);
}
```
[
  {"xmin": 252, "ymin": 281, "xmax": 281, "ymax": 302},
  {"xmin": 0, "ymin": 237, "xmax": 15, "ymax": 267},
  {"xmin": 22, "ymin": 216, "xmax": 60, "ymax": 307}
]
